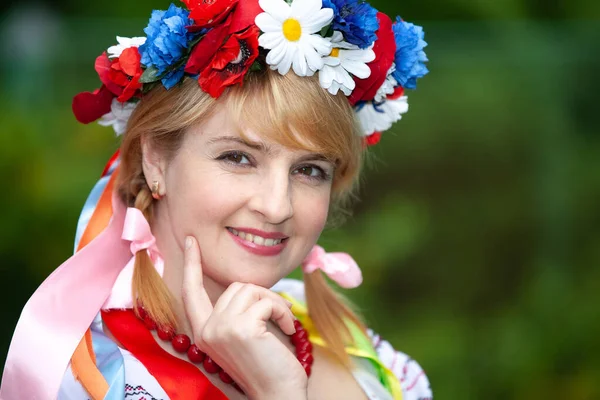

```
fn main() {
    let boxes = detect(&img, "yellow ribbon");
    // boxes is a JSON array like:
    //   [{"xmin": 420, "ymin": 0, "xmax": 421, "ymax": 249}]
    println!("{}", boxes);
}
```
[{"xmin": 279, "ymin": 292, "xmax": 404, "ymax": 400}]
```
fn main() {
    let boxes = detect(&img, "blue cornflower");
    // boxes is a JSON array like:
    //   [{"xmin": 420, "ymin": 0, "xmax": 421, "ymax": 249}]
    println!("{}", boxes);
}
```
[
  {"xmin": 322, "ymin": 0, "xmax": 379, "ymax": 49},
  {"xmin": 139, "ymin": 4, "xmax": 195, "ymax": 89},
  {"xmin": 391, "ymin": 17, "xmax": 429, "ymax": 90}
]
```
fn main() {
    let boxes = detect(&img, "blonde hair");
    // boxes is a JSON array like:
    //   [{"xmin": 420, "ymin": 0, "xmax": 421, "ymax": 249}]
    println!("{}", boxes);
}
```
[{"xmin": 117, "ymin": 70, "xmax": 366, "ymax": 365}]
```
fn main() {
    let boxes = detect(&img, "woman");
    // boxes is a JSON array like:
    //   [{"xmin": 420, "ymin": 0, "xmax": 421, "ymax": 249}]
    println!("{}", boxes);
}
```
[{"xmin": 1, "ymin": 0, "xmax": 431, "ymax": 398}]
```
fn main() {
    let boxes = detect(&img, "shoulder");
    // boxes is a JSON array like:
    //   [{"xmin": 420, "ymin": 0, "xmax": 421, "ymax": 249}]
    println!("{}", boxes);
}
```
[
  {"xmin": 368, "ymin": 330, "xmax": 432, "ymax": 400},
  {"xmin": 271, "ymin": 278, "xmax": 433, "ymax": 400}
]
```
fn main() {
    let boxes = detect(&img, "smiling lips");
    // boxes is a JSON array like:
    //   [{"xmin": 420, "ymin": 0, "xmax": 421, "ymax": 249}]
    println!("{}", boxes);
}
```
[{"xmin": 226, "ymin": 227, "xmax": 288, "ymax": 256}]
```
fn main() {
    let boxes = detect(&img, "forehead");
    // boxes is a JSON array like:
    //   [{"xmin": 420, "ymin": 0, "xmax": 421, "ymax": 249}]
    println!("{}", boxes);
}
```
[{"xmin": 188, "ymin": 101, "xmax": 329, "ymax": 158}]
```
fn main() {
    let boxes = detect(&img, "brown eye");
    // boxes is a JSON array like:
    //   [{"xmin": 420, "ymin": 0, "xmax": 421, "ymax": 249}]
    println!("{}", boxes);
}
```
[
  {"xmin": 294, "ymin": 165, "xmax": 325, "ymax": 179},
  {"xmin": 226, "ymin": 153, "xmax": 244, "ymax": 163},
  {"xmin": 298, "ymin": 166, "xmax": 315, "ymax": 176},
  {"xmin": 218, "ymin": 151, "xmax": 251, "ymax": 165}
]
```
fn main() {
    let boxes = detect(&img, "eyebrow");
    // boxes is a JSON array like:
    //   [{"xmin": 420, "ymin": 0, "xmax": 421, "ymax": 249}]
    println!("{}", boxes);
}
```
[
  {"xmin": 207, "ymin": 135, "xmax": 334, "ymax": 164},
  {"xmin": 207, "ymin": 135, "xmax": 264, "ymax": 151}
]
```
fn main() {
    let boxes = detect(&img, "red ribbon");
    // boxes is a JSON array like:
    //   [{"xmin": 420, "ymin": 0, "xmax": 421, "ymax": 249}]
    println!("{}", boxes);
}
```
[{"xmin": 102, "ymin": 309, "xmax": 228, "ymax": 400}]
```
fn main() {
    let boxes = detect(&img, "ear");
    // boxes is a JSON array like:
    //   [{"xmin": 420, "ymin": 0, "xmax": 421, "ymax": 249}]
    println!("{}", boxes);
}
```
[{"xmin": 141, "ymin": 136, "xmax": 167, "ymax": 197}]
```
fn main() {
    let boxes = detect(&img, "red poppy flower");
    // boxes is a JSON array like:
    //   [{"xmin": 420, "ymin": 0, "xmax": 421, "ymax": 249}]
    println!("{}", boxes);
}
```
[
  {"xmin": 185, "ymin": 0, "xmax": 261, "ymax": 34},
  {"xmin": 72, "ymin": 85, "xmax": 114, "ymax": 124},
  {"xmin": 228, "ymin": 0, "xmax": 261, "ymax": 34},
  {"xmin": 198, "ymin": 25, "xmax": 260, "ymax": 98},
  {"xmin": 185, "ymin": 0, "xmax": 238, "ymax": 30},
  {"xmin": 364, "ymin": 132, "xmax": 382, "ymax": 147},
  {"xmin": 349, "ymin": 13, "xmax": 396, "ymax": 106},
  {"xmin": 95, "ymin": 48, "xmax": 143, "ymax": 103},
  {"xmin": 185, "ymin": 16, "xmax": 233, "ymax": 75},
  {"xmin": 388, "ymin": 85, "xmax": 405, "ymax": 100}
]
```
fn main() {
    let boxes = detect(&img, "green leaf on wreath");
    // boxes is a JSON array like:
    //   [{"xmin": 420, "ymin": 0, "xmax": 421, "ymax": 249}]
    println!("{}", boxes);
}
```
[
  {"xmin": 249, "ymin": 61, "xmax": 263, "ymax": 72},
  {"xmin": 139, "ymin": 66, "xmax": 162, "ymax": 83},
  {"xmin": 320, "ymin": 25, "xmax": 334, "ymax": 38},
  {"xmin": 141, "ymin": 81, "xmax": 160, "ymax": 94}
]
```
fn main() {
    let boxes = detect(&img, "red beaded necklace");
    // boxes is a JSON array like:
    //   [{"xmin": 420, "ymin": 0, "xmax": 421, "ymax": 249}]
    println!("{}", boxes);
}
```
[{"xmin": 136, "ymin": 307, "xmax": 314, "ymax": 394}]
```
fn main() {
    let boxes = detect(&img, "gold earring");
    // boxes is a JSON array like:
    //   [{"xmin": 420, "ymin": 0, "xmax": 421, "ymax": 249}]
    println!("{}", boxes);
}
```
[{"xmin": 151, "ymin": 181, "xmax": 161, "ymax": 200}]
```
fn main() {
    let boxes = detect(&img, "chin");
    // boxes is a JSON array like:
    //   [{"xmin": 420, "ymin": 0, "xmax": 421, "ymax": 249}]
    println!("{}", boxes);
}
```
[
  {"xmin": 229, "ymin": 274, "xmax": 282, "ymax": 289},
  {"xmin": 207, "ymin": 266, "xmax": 285, "ymax": 290}
]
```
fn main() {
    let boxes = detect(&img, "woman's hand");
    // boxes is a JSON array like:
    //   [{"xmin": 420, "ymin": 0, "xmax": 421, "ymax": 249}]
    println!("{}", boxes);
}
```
[{"xmin": 182, "ymin": 236, "xmax": 308, "ymax": 400}]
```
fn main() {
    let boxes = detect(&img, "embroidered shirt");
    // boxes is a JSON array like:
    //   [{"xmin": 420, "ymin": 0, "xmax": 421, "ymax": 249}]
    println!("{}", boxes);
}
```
[{"xmin": 59, "ymin": 279, "xmax": 432, "ymax": 400}]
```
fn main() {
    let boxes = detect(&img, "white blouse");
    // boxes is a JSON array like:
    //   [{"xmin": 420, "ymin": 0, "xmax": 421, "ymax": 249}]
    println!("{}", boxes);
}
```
[
  {"xmin": 59, "ymin": 279, "xmax": 432, "ymax": 400},
  {"xmin": 272, "ymin": 279, "xmax": 432, "ymax": 400}
]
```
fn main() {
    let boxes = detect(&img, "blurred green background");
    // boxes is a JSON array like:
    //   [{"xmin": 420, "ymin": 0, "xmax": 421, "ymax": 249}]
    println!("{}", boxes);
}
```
[{"xmin": 1, "ymin": 0, "xmax": 599, "ymax": 398}]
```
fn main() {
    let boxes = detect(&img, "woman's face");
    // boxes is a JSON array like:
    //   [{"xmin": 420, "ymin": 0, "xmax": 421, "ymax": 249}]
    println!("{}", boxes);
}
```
[{"xmin": 148, "ymin": 103, "xmax": 335, "ymax": 289}]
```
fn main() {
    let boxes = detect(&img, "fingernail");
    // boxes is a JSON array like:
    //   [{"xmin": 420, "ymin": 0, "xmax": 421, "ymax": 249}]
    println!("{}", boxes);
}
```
[
  {"xmin": 185, "ymin": 236, "xmax": 193, "ymax": 249},
  {"xmin": 285, "ymin": 300, "xmax": 293, "ymax": 308}
]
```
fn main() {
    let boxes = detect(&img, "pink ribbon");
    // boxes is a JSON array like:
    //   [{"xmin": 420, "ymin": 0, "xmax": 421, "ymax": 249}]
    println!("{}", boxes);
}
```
[
  {"xmin": 102, "ymin": 208, "xmax": 164, "ymax": 310},
  {"xmin": 122, "ymin": 208, "xmax": 161, "ymax": 262},
  {"xmin": 0, "ymin": 190, "xmax": 132, "ymax": 399},
  {"xmin": 302, "ymin": 245, "xmax": 363, "ymax": 289}
]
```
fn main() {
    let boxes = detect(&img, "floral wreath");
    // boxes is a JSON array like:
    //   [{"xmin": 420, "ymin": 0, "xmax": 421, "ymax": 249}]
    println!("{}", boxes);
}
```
[{"xmin": 72, "ymin": 0, "xmax": 428, "ymax": 146}]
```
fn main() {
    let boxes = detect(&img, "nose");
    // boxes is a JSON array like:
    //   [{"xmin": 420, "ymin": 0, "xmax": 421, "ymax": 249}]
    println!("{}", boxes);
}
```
[{"xmin": 248, "ymin": 169, "xmax": 294, "ymax": 225}]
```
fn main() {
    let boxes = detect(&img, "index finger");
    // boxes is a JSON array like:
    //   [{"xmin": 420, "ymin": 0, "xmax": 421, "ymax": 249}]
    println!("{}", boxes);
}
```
[{"xmin": 182, "ymin": 236, "xmax": 213, "ymax": 336}]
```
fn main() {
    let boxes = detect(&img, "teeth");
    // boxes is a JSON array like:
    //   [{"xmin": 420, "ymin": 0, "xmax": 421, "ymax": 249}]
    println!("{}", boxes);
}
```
[{"xmin": 228, "ymin": 228, "xmax": 284, "ymax": 247}]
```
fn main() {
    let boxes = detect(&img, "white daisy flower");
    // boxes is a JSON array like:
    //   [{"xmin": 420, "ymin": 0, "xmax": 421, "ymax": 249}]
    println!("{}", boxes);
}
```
[
  {"xmin": 319, "ymin": 31, "xmax": 376, "ymax": 96},
  {"xmin": 374, "ymin": 64, "xmax": 399, "ymax": 102},
  {"xmin": 255, "ymin": 0, "xmax": 334, "ymax": 77},
  {"xmin": 98, "ymin": 98, "xmax": 138, "ymax": 136},
  {"xmin": 107, "ymin": 36, "xmax": 146, "ymax": 59},
  {"xmin": 355, "ymin": 96, "xmax": 409, "ymax": 136}
]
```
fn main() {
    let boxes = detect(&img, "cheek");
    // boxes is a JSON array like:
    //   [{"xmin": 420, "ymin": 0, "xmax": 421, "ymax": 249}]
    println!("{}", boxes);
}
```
[
  {"xmin": 171, "ymin": 174, "xmax": 243, "ymax": 231},
  {"xmin": 293, "ymin": 186, "xmax": 331, "ymax": 238},
  {"xmin": 165, "ymin": 157, "xmax": 234, "ymax": 232}
]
